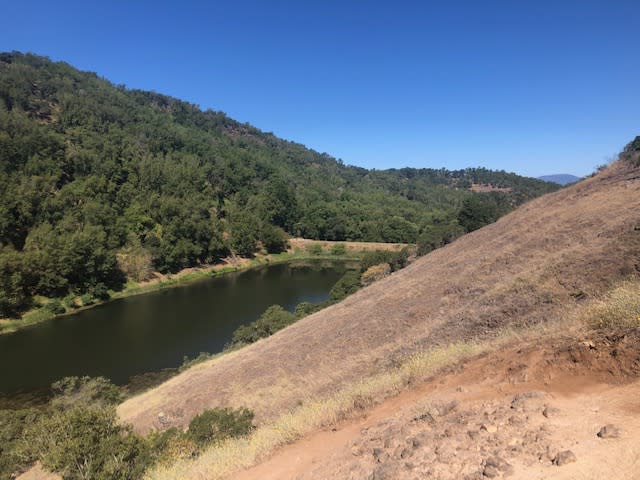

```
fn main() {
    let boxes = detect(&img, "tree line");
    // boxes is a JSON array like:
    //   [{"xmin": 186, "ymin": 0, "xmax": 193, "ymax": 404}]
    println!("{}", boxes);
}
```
[{"xmin": 0, "ymin": 52, "xmax": 559, "ymax": 316}]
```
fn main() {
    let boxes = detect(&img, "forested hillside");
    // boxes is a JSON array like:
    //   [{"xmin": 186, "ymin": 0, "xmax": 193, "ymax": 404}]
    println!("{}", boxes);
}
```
[{"xmin": 0, "ymin": 52, "xmax": 558, "ymax": 316}]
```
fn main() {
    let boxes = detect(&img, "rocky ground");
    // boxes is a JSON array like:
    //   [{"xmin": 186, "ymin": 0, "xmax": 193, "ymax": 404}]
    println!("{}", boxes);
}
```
[{"xmin": 234, "ymin": 329, "xmax": 640, "ymax": 480}]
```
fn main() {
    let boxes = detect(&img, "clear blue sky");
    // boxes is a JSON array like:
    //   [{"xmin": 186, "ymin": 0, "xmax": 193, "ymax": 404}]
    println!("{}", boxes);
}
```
[{"xmin": 2, "ymin": 1, "xmax": 639, "ymax": 177}]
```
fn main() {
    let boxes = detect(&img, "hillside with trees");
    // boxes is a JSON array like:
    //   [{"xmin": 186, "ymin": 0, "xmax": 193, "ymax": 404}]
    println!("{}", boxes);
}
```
[{"xmin": 0, "ymin": 52, "xmax": 559, "ymax": 317}]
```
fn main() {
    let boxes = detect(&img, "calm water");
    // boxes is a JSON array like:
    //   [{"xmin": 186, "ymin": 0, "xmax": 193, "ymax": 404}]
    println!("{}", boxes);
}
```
[{"xmin": 0, "ymin": 262, "xmax": 346, "ymax": 394}]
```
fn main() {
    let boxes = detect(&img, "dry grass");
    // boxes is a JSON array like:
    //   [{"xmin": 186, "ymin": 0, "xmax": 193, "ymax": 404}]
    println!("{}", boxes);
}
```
[
  {"xmin": 288, "ymin": 238, "xmax": 408, "ymax": 253},
  {"xmin": 145, "ymin": 341, "xmax": 485, "ymax": 480},
  {"xmin": 584, "ymin": 278, "xmax": 640, "ymax": 329},
  {"xmin": 119, "ymin": 160, "xmax": 640, "ymax": 440}
]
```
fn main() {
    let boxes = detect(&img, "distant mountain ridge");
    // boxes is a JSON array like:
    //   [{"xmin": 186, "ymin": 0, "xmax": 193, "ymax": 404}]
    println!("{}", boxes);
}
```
[{"xmin": 537, "ymin": 174, "xmax": 581, "ymax": 185}]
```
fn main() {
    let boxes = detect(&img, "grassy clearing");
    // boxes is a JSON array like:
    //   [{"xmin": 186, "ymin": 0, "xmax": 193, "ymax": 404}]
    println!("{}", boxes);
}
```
[
  {"xmin": 145, "ymin": 341, "xmax": 484, "ymax": 480},
  {"xmin": 584, "ymin": 278, "xmax": 640, "ymax": 330},
  {"xmin": 0, "ymin": 308, "xmax": 55, "ymax": 334}
]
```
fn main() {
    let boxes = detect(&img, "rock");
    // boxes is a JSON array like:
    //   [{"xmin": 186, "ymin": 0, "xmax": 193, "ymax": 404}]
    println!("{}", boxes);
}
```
[
  {"xmin": 597, "ymin": 424, "xmax": 621, "ymax": 439},
  {"xmin": 483, "ymin": 465, "xmax": 500, "ymax": 478},
  {"xmin": 370, "ymin": 464, "xmax": 395, "ymax": 480},
  {"xmin": 542, "ymin": 406, "xmax": 560, "ymax": 418},
  {"xmin": 553, "ymin": 450, "xmax": 577, "ymax": 466},
  {"xmin": 157, "ymin": 411, "xmax": 170, "ymax": 426},
  {"xmin": 485, "ymin": 456, "xmax": 514, "ymax": 474},
  {"xmin": 481, "ymin": 423, "xmax": 498, "ymax": 433}
]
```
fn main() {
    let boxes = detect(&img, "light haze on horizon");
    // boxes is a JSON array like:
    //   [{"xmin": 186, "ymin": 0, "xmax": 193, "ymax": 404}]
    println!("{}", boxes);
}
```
[{"xmin": 2, "ymin": 0, "xmax": 639, "ymax": 178}]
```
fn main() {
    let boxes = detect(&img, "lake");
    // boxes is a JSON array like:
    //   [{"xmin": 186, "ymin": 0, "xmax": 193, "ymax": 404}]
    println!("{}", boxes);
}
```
[{"xmin": 0, "ymin": 261, "xmax": 347, "ymax": 394}]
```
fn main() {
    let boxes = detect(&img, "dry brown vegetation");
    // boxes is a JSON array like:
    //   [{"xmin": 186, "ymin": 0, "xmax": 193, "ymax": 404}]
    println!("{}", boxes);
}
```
[
  {"xmin": 288, "ymin": 238, "xmax": 408, "ymax": 253},
  {"xmin": 110, "ymin": 160, "xmax": 640, "ymax": 479},
  {"xmin": 120, "ymin": 161, "xmax": 640, "ymax": 432}
]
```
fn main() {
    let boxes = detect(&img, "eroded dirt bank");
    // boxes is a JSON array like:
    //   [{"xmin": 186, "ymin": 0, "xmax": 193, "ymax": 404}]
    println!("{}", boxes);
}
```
[{"xmin": 234, "ymin": 329, "xmax": 640, "ymax": 480}]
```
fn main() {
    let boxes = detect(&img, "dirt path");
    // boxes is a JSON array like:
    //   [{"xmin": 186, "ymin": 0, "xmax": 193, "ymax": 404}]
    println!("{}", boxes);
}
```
[{"xmin": 234, "ymin": 331, "xmax": 640, "ymax": 480}]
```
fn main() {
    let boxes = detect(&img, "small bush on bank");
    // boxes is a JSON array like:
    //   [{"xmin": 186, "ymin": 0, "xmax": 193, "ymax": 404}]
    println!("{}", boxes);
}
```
[
  {"xmin": 331, "ymin": 243, "xmax": 346, "ymax": 256},
  {"xmin": 294, "ymin": 301, "xmax": 323, "ymax": 318},
  {"xmin": 188, "ymin": 407, "xmax": 254, "ymax": 446},
  {"xmin": 230, "ymin": 305, "xmax": 296, "ymax": 346},
  {"xmin": 80, "ymin": 293, "xmax": 94, "ymax": 306},
  {"xmin": 361, "ymin": 263, "xmax": 391, "ymax": 286},
  {"xmin": 180, "ymin": 352, "xmax": 214, "ymax": 372},
  {"xmin": 306, "ymin": 243, "xmax": 323, "ymax": 255},
  {"xmin": 329, "ymin": 270, "xmax": 361, "ymax": 302},
  {"xmin": 44, "ymin": 300, "xmax": 65, "ymax": 315},
  {"xmin": 360, "ymin": 248, "xmax": 408, "ymax": 273},
  {"xmin": 50, "ymin": 376, "xmax": 123, "ymax": 408}
]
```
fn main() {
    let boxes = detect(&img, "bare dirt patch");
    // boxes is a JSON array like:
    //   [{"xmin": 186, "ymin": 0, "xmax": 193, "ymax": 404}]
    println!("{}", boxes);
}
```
[{"xmin": 234, "ymin": 329, "xmax": 640, "ymax": 480}]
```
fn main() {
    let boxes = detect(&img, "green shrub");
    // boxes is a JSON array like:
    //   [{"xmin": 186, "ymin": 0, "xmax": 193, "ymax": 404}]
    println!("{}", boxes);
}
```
[
  {"xmin": 329, "ymin": 270, "xmax": 361, "ymax": 302},
  {"xmin": 44, "ymin": 300, "xmax": 65, "ymax": 315},
  {"xmin": 22, "ymin": 405, "xmax": 150, "ymax": 480},
  {"xmin": 80, "ymin": 293, "xmax": 94, "ymax": 306},
  {"xmin": 180, "ymin": 352, "xmax": 213, "ymax": 372},
  {"xmin": 294, "ymin": 301, "xmax": 323, "ymax": 318},
  {"xmin": 230, "ymin": 305, "xmax": 297, "ymax": 346},
  {"xmin": 187, "ymin": 407, "xmax": 254, "ymax": 446},
  {"xmin": 50, "ymin": 376, "xmax": 123, "ymax": 408},
  {"xmin": 146, "ymin": 427, "xmax": 197, "ymax": 466},
  {"xmin": 306, "ymin": 243, "xmax": 323, "ymax": 255},
  {"xmin": 416, "ymin": 223, "xmax": 464, "ymax": 256},
  {"xmin": 260, "ymin": 225, "xmax": 288, "ymax": 254},
  {"xmin": 360, "ymin": 249, "xmax": 408, "ymax": 273},
  {"xmin": 330, "ymin": 243, "xmax": 346, "ymax": 256},
  {"xmin": 91, "ymin": 283, "xmax": 111, "ymax": 301},
  {"xmin": 0, "ymin": 408, "xmax": 42, "ymax": 479}
]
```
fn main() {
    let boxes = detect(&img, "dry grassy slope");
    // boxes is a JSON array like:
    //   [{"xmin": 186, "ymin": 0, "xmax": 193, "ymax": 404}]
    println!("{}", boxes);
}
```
[{"xmin": 118, "ymin": 161, "xmax": 640, "ymax": 433}]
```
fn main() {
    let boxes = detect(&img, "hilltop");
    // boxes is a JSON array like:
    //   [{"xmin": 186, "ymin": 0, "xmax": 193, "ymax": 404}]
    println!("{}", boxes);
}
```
[
  {"xmin": 115, "ymin": 152, "xmax": 640, "ymax": 479},
  {"xmin": 0, "ymin": 52, "xmax": 558, "ymax": 321},
  {"xmin": 537, "ymin": 174, "xmax": 581, "ymax": 185}
]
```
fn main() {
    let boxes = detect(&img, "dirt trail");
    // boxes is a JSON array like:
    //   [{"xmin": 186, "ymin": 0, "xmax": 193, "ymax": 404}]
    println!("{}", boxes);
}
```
[
  {"xmin": 118, "ymin": 162, "xmax": 640, "ymax": 434},
  {"xmin": 234, "ymin": 330, "xmax": 640, "ymax": 480}
]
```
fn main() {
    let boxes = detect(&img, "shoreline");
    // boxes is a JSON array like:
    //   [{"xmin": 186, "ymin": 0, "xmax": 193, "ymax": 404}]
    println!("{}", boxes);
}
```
[{"xmin": 0, "ymin": 239, "xmax": 407, "ymax": 336}]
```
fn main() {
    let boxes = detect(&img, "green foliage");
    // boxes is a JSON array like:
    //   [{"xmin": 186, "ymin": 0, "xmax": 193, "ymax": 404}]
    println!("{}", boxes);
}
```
[
  {"xmin": 0, "ymin": 247, "xmax": 33, "ymax": 316},
  {"xmin": 360, "ymin": 249, "xmax": 408, "ymax": 273},
  {"xmin": 416, "ymin": 221, "xmax": 464, "ymax": 256},
  {"xmin": 50, "ymin": 376, "xmax": 124, "ymax": 408},
  {"xmin": 329, "ymin": 270, "xmax": 362, "ymax": 302},
  {"xmin": 457, "ymin": 193, "xmax": 511, "ymax": 233},
  {"xmin": 22, "ymin": 405, "xmax": 150, "ymax": 480},
  {"xmin": 260, "ymin": 224, "xmax": 288, "ymax": 254},
  {"xmin": 622, "ymin": 136, "xmax": 640, "ymax": 166},
  {"xmin": 306, "ymin": 243, "xmax": 323, "ymax": 255},
  {"xmin": 330, "ymin": 243, "xmax": 346, "ymax": 256},
  {"xmin": 180, "ymin": 351, "xmax": 214, "ymax": 372},
  {"xmin": 44, "ymin": 299, "xmax": 65, "ymax": 314},
  {"xmin": 230, "ymin": 304, "xmax": 297, "ymax": 346},
  {"xmin": 294, "ymin": 301, "xmax": 323, "ymax": 318},
  {"xmin": 187, "ymin": 407, "xmax": 254, "ymax": 446},
  {"xmin": 0, "ymin": 408, "xmax": 42, "ymax": 479},
  {"xmin": 80, "ymin": 293, "xmax": 94, "ymax": 306},
  {"xmin": 0, "ymin": 52, "xmax": 559, "ymax": 316}
]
